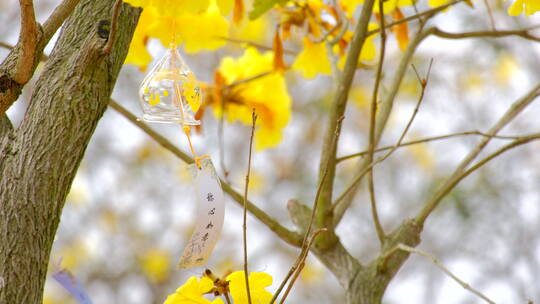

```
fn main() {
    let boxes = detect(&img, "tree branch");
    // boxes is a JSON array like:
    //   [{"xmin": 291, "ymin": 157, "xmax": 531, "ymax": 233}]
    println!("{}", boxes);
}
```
[
  {"xmin": 416, "ymin": 82, "xmax": 540, "ymax": 226},
  {"xmin": 336, "ymin": 131, "xmax": 526, "ymax": 163},
  {"xmin": 366, "ymin": 0, "xmax": 388, "ymax": 245},
  {"xmin": 12, "ymin": 0, "xmax": 39, "ymax": 84},
  {"xmin": 272, "ymin": 117, "xmax": 342, "ymax": 303},
  {"xmin": 242, "ymin": 111, "xmax": 257, "ymax": 304},
  {"xmin": 108, "ymin": 100, "xmax": 302, "ymax": 247},
  {"xmin": 390, "ymin": 244, "xmax": 496, "ymax": 304},
  {"xmin": 332, "ymin": 60, "xmax": 432, "ymax": 226},
  {"xmin": 332, "ymin": 27, "xmax": 432, "ymax": 227},
  {"xmin": 102, "ymin": 0, "xmax": 123, "ymax": 55},
  {"xmin": 0, "ymin": 0, "xmax": 81, "ymax": 115},
  {"xmin": 42, "ymin": 0, "xmax": 82, "ymax": 42},
  {"xmin": 366, "ymin": 0, "xmax": 466, "ymax": 37},
  {"xmin": 431, "ymin": 26, "xmax": 540, "ymax": 43},
  {"xmin": 315, "ymin": 0, "xmax": 376, "ymax": 250}
]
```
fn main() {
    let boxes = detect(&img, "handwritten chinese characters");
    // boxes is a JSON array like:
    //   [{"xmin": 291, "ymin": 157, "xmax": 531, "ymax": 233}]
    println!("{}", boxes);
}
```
[{"xmin": 178, "ymin": 159, "xmax": 225, "ymax": 269}]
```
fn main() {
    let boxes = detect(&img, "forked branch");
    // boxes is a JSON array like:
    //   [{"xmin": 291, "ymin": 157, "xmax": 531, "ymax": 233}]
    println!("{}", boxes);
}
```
[{"xmin": 416, "ymin": 82, "xmax": 540, "ymax": 226}]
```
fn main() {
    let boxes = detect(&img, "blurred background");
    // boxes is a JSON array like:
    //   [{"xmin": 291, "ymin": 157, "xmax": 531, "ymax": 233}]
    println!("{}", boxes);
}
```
[{"xmin": 2, "ymin": 0, "xmax": 540, "ymax": 303}]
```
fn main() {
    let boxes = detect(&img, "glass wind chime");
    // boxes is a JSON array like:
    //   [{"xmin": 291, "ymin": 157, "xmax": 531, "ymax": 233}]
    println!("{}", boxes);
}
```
[{"xmin": 138, "ymin": 41, "xmax": 224, "ymax": 269}]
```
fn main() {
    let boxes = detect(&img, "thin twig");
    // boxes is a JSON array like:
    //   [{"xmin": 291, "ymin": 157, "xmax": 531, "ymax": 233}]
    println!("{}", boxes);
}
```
[
  {"xmin": 311, "ymin": 0, "xmax": 343, "ymax": 45},
  {"xmin": 315, "ymin": 0, "xmax": 376, "ymax": 249},
  {"xmin": 423, "ymin": 132, "xmax": 540, "ymax": 215},
  {"xmin": 366, "ymin": 0, "xmax": 466, "ymax": 37},
  {"xmin": 271, "ymin": 117, "xmax": 344, "ymax": 303},
  {"xmin": 393, "ymin": 244, "xmax": 496, "ymax": 304},
  {"xmin": 218, "ymin": 98, "xmax": 229, "ymax": 179},
  {"xmin": 0, "ymin": 41, "xmax": 48, "ymax": 61},
  {"xmin": 0, "ymin": 42, "xmax": 12, "ymax": 50},
  {"xmin": 482, "ymin": 0, "xmax": 496, "ymax": 31},
  {"xmin": 416, "ymin": 82, "xmax": 540, "ymax": 226},
  {"xmin": 279, "ymin": 228, "xmax": 327, "ymax": 304},
  {"xmin": 224, "ymin": 293, "xmax": 232, "ymax": 304},
  {"xmin": 12, "ymin": 0, "xmax": 39, "ymax": 84},
  {"xmin": 336, "ymin": 131, "xmax": 527, "ymax": 163},
  {"xmin": 225, "ymin": 71, "xmax": 272, "ymax": 89},
  {"xmin": 108, "ymin": 100, "xmax": 303, "ymax": 247},
  {"xmin": 332, "ymin": 59, "xmax": 433, "ymax": 215},
  {"xmin": 366, "ymin": 0, "xmax": 388, "ymax": 245},
  {"xmin": 462, "ymin": 133, "xmax": 540, "ymax": 179},
  {"xmin": 1, "ymin": 0, "xmax": 81, "ymax": 114},
  {"xmin": 102, "ymin": 0, "xmax": 123, "ymax": 55},
  {"xmin": 221, "ymin": 36, "xmax": 296, "ymax": 55},
  {"xmin": 432, "ymin": 27, "xmax": 540, "ymax": 43},
  {"xmin": 242, "ymin": 110, "xmax": 257, "ymax": 304},
  {"xmin": 42, "ymin": 0, "xmax": 81, "ymax": 42},
  {"xmin": 331, "ymin": 25, "xmax": 432, "ymax": 228}
]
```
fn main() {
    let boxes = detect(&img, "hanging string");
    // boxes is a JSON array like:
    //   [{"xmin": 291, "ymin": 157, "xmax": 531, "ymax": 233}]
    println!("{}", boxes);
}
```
[{"xmin": 170, "ymin": 17, "xmax": 204, "ymax": 169}]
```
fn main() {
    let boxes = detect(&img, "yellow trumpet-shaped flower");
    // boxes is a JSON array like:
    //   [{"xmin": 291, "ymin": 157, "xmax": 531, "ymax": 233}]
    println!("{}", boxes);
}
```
[
  {"xmin": 427, "ymin": 0, "xmax": 452, "ymax": 7},
  {"xmin": 226, "ymin": 271, "xmax": 273, "ymax": 304},
  {"xmin": 124, "ymin": 0, "xmax": 210, "ymax": 15},
  {"xmin": 217, "ymin": 47, "xmax": 292, "ymax": 150},
  {"xmin": 507, "ymin": 0, "xmax": 540, "ymax": 16},
  {"xmin": 125, "ymin": 0, "xmax": 230, "ymax": 71},
  {"xmin": 292, "ymin": 38, "xmax": 332, "ymax": 79},
  {"xmin": 175, "ymin": 2, "xmax": 229, "ymax": 53},
  {"xmin": 164, "ymin": 276, "xmax": 224, "ymax": 304},
  {"xmin": 124, "ymin": 6, "xmax": 158, "ymax": 70}
]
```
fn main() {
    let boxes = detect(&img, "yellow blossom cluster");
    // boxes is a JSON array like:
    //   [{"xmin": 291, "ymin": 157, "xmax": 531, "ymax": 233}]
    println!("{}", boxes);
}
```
[
  {"xmin": 214, "ymin": 48, "xmax": 291, "ymax": 150},
  {"xmin": 123, "ymin": 0, "xmax": 537, "ymax": 151},
  {"xmin": 507, "ymin": 0, "xmax": 540, "ymax": 16},
  {"xmin": 123, "ymin": 0, "xmax": 231, "ymax": 70},
  {"xmin": 164, "ymin": 271, "xmax": 273, "ymax": 304}
]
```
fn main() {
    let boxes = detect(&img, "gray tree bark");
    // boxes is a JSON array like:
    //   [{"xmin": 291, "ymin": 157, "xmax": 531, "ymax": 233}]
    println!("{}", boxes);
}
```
[
  {"xmin": 288, "ymin": 200, "xmax": 422, "ymax": 304},
  {"xmin": 0, "ymin": 0, "xmax": 139, "ymax": 303}
]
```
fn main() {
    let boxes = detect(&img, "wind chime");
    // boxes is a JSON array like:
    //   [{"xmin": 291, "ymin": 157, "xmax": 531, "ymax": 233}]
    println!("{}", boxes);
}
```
[{"xmin": 138, "ymin": 33, "xmax": 224, "ymax": 268}]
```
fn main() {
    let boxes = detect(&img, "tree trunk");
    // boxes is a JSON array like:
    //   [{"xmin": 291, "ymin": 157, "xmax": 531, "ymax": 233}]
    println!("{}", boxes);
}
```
[
  {"xmin": 0, "ymin": 1, "xmax": 139, "ymax": 303},
  {"xmin": 345, "ymin": 220, "xmax": 422, "ymax": 304}
]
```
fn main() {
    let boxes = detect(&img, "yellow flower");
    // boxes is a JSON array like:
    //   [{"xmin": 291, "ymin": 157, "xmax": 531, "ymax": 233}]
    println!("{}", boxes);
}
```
[
  {"xmin": 153, "ymin": 0, "xmax": 211, "ymax": 16},
  {"xmin": 124, "ymin": 7, "xmax": 157, "ymax": 70},
  {"xmin": 230, "ymin": 16, "xmax": 270, "ymax": 44},
  {"xmin": 337, "ymin": 24, "xmax": 378, "ymax": 69},
  {"xmin": 140, "ymin": 249, "xmax": 171, "ymax": 282},
  {"xmin": 292, "ymin": 38, "xmax": 332, "ymax": 79},
  {"xmin": 226, "ymin": 271, "xmax": 273, "ymax": 304},
  {"xmin": 216, "ymin": 0, "xmax": 234, "ymax": 15},
  {"xmin": 124, "ymin": 0, "xmax": 210, "ymax": 15},
  {"xmin": 217, "ymin": 48, "xmax": 291, "ymax": 150},
  {"xmin": 125, "ymin": 0, "xmax": 230, "ymax": 71},
  {"xmin": 175, "ymin": 2, "xmax": 229, "ymax": 53},
  {"xmin": 164, "ymin": 276, "xmax": 224, "ymax": 304},
  {"xmin": 507, "ymin": 0, "xmax": 540, "ymax": 16},
  {"xmin": 147, "ymin": 0, "xmax": 229, "ymax": 51},
  {"xmin": 427, "ymin": 0, "xmax": 452, "ymax": 7}
]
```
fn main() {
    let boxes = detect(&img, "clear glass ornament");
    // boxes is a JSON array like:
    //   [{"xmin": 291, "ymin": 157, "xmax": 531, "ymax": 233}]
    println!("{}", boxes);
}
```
[{"xmin": 139, "ymin": 47, "xmax": 201, "ymax": 125}]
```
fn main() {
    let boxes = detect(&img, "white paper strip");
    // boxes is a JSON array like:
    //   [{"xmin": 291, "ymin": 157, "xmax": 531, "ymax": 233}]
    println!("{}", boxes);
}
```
[{"xmin": 178, "ymin": 158, "xmax": 225, "ymax": 269}]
